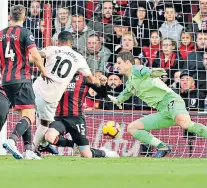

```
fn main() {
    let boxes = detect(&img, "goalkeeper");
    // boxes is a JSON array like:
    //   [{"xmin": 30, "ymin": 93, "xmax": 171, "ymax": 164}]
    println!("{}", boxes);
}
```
[{"xmin": 108, "ymin": 51, "xmax": 207, "ymax": 158}]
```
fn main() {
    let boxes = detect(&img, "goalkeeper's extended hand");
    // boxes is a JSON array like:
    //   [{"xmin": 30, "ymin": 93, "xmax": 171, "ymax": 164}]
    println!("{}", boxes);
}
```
[
  {"xmin": 151, "ymin": 68, "xmax": 167, "ymax": 78},
  {"xmin": 108, "ymin": 95, "xmax": 122, "ymax": 109}
]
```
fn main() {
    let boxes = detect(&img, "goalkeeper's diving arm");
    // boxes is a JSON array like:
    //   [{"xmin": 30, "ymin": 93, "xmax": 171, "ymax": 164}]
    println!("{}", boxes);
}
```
[
  {"xmin": 132, "ymin": 65, "xmax": 167, "ymax": 78},
  {"xmin": 108, "ymin": 87, "xmax": 132, "ymax": 110}
]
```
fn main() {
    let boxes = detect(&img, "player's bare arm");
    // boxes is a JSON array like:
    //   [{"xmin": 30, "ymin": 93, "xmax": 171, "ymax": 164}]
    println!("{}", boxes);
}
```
[
  {"xmin": 29, "ymin": 47, "xmax": 45, "ymax": 73},
  {"xmin": 29, "ymin": 47, "xmax": 53, "ymax": 83},
  {"xmin": 86, "ymin": 75, "xmax": 108, "ymax": 98},
  {"xmin": 85, "ymin": 75, "xmax": 107, "ymax": 87},
  {"xmin": 39, "ymin": 51, "xmax": 46, "ymax": 58},
  {"xmin": 29, "ymin": 51, "xmax": 46, "ymax": 61},
  {"xmin": 108, "ymin": 87, "xmax": 132, "ymax": 110}
]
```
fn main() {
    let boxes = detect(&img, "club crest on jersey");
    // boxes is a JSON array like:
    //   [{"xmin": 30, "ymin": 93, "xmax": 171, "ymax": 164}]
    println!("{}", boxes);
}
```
[{"xmin": 75, "ymin": 75, "xmax": 80, "ymax": 80}]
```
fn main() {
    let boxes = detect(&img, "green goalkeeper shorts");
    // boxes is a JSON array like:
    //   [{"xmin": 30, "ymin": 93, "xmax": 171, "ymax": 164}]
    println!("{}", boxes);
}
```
[{"xmin": 140, "ymin": 92, "xmax": 189, "ymax": 131}]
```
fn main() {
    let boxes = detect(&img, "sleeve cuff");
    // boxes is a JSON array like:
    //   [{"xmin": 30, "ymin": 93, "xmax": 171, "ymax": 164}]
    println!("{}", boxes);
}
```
[{"xmin": 27, "ymin": 44, "xmax": 36, "ymax": 50}]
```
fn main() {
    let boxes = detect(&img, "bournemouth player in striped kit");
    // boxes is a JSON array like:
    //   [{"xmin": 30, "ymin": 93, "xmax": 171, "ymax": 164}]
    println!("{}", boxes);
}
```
[{"xmin": 44, "ymin": 73, "xmax": 119, "ymax": 158}]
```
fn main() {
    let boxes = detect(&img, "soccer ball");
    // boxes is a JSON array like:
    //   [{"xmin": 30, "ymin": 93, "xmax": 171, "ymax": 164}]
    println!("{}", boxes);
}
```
[{"xmin": 102, "ymin": 121, "xmax": 121, "ymax": 139}]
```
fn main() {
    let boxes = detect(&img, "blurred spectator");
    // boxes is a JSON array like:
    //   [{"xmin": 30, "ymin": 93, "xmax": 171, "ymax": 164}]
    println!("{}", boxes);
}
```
[
  {"xmin": 131, "ymin": 4, "xmax": 152, "ymax": 47},
  {"xmin": 201, "ymin": 51, "xmax": 207, "ymax": 92},
  {"xmin": 99, "ymin": 73, "xmax": 133, "ymax": 110},
  {"xmin": 169, "ymin": 70, "xmax": 181, "ymax": 89},
  {"xmin": 51, "ymin": 32, "xmax": 59, "ymax": 46},
  {"xmin": 126, "ymin": 0, "xmax": 165, "ymax": 29},
  {"xmin": 114, "ymin": 0, "xmax": 129, "ymax": 16},
  {"xmin": 104, "ymin": 18, "xmax": 130, "ymax": 53},
  {"xmin": 154, "ymin": 38, "xmax": 181, "ymax": 85},
  {"xmin": 71, "ymin": 0, "xmax": 87, "ymax": 16},
  {"xmin": 159, "ymin": 3, "xmax": 183, "ymax": 47},
  {"xmin": 69, "ymin": 13, "xmax": 94, "ymax": 52},
  {"xmin": 173, "ymin": 1, "xmax": 192, "ymax": 26},
  {"xmin": 188, "ymin": 0, "xmax": 207, "ymax": 32},
  {"xmin": 87, "ymin": 0, "xmax": 119, "ymax": 40},
  {"xmin": 107, "ymin": 73, "xmax": 122, "ymax": 89},
  {"xmin": 203, "ymin": 50, "xmax": 207, "ymax": 70},
  {"xmin": 88, "ymin": 0, "xmax": 129, "ymax": 17},
  {"xmin": 53, "ymin": 4, "xmax": 71, "ymax": 34},
  {"xmin": 86, "ymin": 0, "xmax": 100, "ymax": 19},
  {"xmin": 174, "ymin": 70, "xmax": 205, "ymax": 111},
  {"xmin": 179, "ymin": 30, "xmax": 196, "ymax": 61},
  {"xmin": 142, "ymin": 30, "xmax": 162, "ymax": 67},
  {"xmin": 24, "ymin": 0, "xmax": 43, "ymax": 48},
  {"xmin": 39, "ymin": 19, "xmax": 45, "ymax": 33},
  {"xmin": 79, "ymin": 34, "xmax": 111, "ymax": 72},
  {"xmin": 183, "ymin": 30, "xmax": 207, "ymax": 92},
  {"xmin": 107, "ymin": 31, "xmax": 144, "ymax": 72}
]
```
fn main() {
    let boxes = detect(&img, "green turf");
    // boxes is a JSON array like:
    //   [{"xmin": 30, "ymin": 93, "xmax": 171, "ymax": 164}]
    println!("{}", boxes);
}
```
[{"xmin": 0, "ymin": 156, "xmax": 207, "ymax": 188}]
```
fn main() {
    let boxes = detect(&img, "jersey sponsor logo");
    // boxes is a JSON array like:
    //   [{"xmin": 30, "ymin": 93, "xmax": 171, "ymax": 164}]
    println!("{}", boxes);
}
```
[
  {"xmin": 75, "ymin": 75, "xmax": 80, "ymax": 80},
  {"xmin": 29, "ymin": 35, "xmax": 35, "ymax": 41}
]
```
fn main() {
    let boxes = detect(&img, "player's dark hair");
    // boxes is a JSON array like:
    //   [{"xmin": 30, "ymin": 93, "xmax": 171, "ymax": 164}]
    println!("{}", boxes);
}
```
[
  {"xmin": 58, "ymin": 31, "xmax": 73, "ymax": 42},
  {"xmin": 10, "ymin": 4, "xmax": 26, "ymax": 22},
  {"xmin": 117, "ymin": 51, "xmax": 135, "ymax": 65},
  {"xmin": 165, "ymin": 3, "xmax": 176, "ymax": 11}
]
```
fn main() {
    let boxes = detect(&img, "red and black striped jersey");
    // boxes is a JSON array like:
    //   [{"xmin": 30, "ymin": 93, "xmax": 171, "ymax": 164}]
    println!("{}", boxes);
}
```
[
  {"xmin": 0, "ymin": 26, "xmax": 36, "ymax": 85},
  {"xmin": 56, "ymin": 73, "xmax": 107, "ymax": 117}
]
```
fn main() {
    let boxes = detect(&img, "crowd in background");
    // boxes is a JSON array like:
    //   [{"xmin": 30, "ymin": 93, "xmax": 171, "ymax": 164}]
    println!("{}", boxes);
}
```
[{"xmin": 8, "ymin": 0, "xmax": 207, "ymax": 111}]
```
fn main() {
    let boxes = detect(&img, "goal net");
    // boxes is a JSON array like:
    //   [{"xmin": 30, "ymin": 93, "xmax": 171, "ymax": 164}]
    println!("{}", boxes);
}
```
[{"xmin": 2, "ymin": 0, "xmax": 207, "ymax": 158}]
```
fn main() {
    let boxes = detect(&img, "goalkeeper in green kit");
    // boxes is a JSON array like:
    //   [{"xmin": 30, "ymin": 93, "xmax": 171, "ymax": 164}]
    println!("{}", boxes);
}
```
[{"xmin": 108, "ymin": 51, "xmax": 207, "ymax": 158}]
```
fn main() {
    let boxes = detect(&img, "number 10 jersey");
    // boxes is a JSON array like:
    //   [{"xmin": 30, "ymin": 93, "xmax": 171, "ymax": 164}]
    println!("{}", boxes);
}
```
[{"xmin": 33, "ymin": 46, "xmax": 92, "ymax": 103}]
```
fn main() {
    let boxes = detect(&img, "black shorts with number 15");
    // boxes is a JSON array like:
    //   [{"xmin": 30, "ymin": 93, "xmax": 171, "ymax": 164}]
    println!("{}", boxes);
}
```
[{"xmin": 50, "ymin": 115, "xmax": 89, "ymax": 146}]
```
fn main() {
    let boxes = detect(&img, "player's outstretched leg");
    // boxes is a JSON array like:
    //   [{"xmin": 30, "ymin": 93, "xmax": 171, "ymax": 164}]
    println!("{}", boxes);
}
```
[
  {"xmin": 45, "ymin": 127, "xmax": 119, "ymax": 157},
  {"xmin": 127, "ymin": 118, "xmax": 172, "ymax": 158},
  {"xmin": 33, "ymin": 119, "xmax": 50, "ymax": 150},
  {"xmin": 3, "ymin": 116, "xmax": 33, "ymax": 159},
  {"xmin": 38, "ymin": 143, "xmax": 59, "ymax": 155},
  {"xmin": 175, "ymin": 114, "xmax": 207, "ymax": 139},
  {"xmin": 22, "ymin": 127, "xmax": 41, "ymax": 160},
  {"xmin": 98, "ymin": 147, "xmax": 119, "ymax": 158},
  {"xmin": 45, "ymin": 129, "xmax": 74, "ymax": 148}
]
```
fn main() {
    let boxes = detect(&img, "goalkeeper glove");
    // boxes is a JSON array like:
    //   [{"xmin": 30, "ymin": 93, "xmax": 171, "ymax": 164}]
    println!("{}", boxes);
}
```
[
  {"xmin": 107, "ymin": 95, "xmax": 122, "ymax": 109},
  {"xmin": 151, "ymin": 68, "xmax": 167, "ymax": 78}
]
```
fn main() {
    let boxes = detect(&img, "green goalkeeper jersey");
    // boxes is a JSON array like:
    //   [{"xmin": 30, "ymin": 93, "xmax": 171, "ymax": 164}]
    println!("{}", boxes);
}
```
[{"xmin": 117, "ymin": 65, "xmax": 174, "ymax": 108}]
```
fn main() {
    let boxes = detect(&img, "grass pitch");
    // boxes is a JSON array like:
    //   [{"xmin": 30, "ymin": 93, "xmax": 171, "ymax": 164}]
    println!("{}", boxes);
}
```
[{"xmin": 0, "ymin": 156, "xmax": 207, "ymax": 188}]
